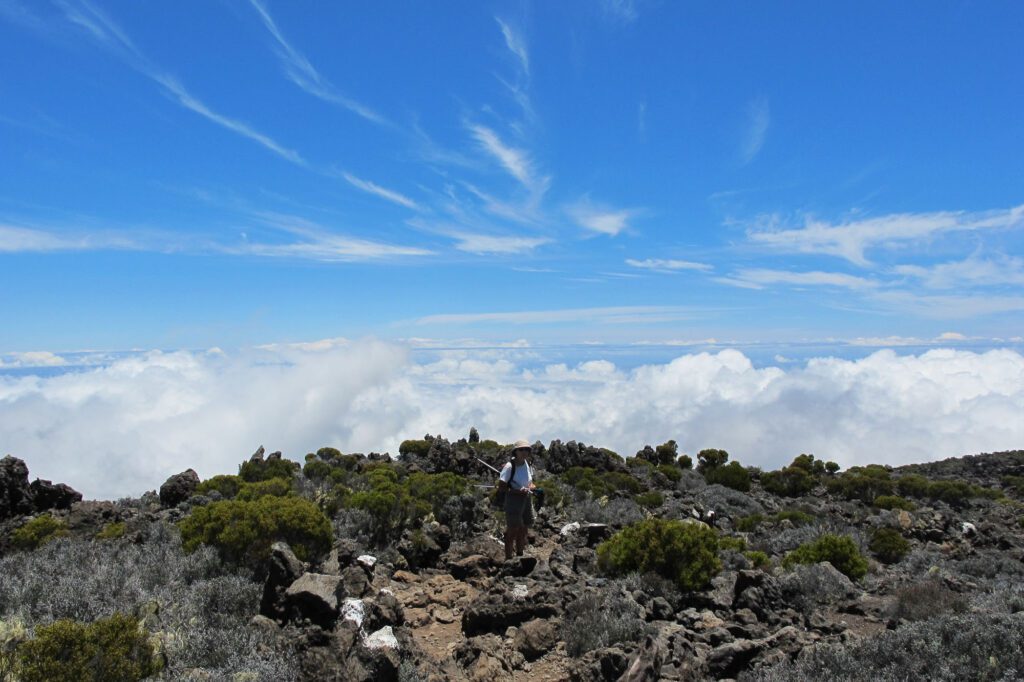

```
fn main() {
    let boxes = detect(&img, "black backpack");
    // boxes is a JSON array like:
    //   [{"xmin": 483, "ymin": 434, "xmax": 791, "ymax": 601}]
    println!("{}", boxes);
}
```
[{"xmin": 491, "ymin": 460, "xmax": 518, "ymax": 508}]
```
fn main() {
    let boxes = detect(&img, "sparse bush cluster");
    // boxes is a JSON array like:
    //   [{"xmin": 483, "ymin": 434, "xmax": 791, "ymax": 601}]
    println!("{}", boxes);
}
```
[
  {"xmin": 597, "ymin": 518, "xmax": 721, "ymax": 591},
  {"xmin": 11, "ymin": 514, "xmax": 68, "ymax": 551},
  {"xmin": 560, "ymin": 466, "xmax": 644, "ymax": 499},
  {"xmin": 828, "ymin": 467, "xmax": 1001, "ymax": 507},
  {"xmin": 563, "ymin": 589, "xmax": 647, "ymax": 656},
  {"xmin": 343, "ymin": 467, "xmax": 468, "ymax": 544},
  {"xmin": 868, "ymin": 527, "xmax": 909, "ymax": 564}
]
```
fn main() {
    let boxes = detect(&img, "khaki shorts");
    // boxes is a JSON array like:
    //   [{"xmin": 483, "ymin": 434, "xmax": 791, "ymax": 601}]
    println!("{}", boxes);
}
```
[{"xmin": 504, "ymin": 491, "xmax": 534, "ymax": 528}]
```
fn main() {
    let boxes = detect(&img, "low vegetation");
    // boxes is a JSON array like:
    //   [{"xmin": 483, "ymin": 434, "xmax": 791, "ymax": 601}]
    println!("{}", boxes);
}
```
[{"xmin": 597, "ymin": 518, "xmax": 721, "ymax": 591}]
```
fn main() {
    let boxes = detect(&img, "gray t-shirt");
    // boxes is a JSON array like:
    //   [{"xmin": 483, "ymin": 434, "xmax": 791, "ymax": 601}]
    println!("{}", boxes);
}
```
[{"xmin": 499, "ymin": 461, "xmax": 533, "ymax": 490}]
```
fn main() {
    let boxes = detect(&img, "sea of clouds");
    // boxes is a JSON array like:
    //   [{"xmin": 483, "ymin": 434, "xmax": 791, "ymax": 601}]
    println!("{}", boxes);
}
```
[{"xmin": 1, "ymin": 339, "xmax": 1022, "ymax": 499}]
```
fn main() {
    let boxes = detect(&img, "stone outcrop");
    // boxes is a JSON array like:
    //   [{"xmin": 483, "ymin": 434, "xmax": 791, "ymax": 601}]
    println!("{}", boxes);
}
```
[{"xmin": 158, "ymin": 469, "xmax": 199, "ymax": 508}]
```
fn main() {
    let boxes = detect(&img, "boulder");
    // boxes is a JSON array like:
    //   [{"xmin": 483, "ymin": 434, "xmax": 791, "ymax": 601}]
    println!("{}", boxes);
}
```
[
  {"xmin": 514, "ymin": 618, "xmax": 558, "ymax": 661},
  {"xmin": 158, "ymin": 469, "xmax": 200, "ymax": 507},
  {"xmin": 285, "ymin": 573, "xmax": 343, "ymax": 628},
  {"xmin": 30, "ymin": 478, "xmax": 82, "ymax": 511},
  {"xmin": 780, "ymin": 562, "xmax": 859, "ymax": 609},
  {"xmin": 261, "ymin": 542, "xmax": 305, "ymax": 621},
  {"xmin": 0, "ymin": 455, "xmax": 34, "ymax": 520},
  {"xmin": 462, "ymin": 588, "xmax": 559, "ymax": 636},
  {"xmin": 398, "ymin": 521, "xmax": 450, "ymax": 570},
  {"xmin": 449, "ymin": 554, "xmax": 495, "ymax": 580}
]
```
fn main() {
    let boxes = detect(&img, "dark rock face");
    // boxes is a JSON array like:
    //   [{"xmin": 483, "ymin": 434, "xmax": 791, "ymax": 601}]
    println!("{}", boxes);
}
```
[
  {"xmin": 543, "ymin": 440, "xmax": 625, "ymax": 474},
  {"xmin": 261, "ymin": 542, "xmax": 305, "ymax": 621},
  {"xmin": 158, "ymin": 469, "xmax": 200, "ymax": 507},
  {"xmin": 398, "ymin": 521, "xmax": 450, "ymax": 570},
  {"xmin": 30, "ymin": 478, "xmax": 82, "ymax": 511},
  {"xmin": 285, "ymin": 573, "xmax": 343, "ymax": 628},
  {"xmin": 515, "ymin": 618, "xmax": 558, "ymax": 660},
  {"xmin": 462, "ymin": 587, "xmax": 560, "ymax": 636},
  {"xmin": 0, "ymin": 455, "xmax": 34, "ymax": 520}
]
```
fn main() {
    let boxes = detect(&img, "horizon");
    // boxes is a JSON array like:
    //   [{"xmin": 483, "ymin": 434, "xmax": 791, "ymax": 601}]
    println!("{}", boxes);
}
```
[{"xmin": 2, "ymin": 2, "xmax": 1023, "ymax": 498}]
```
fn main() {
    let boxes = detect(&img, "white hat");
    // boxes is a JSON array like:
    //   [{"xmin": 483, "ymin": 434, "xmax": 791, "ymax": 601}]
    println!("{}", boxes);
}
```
[{"xmin": 512, "ymin": 439, "xmax": 531, "ymax": 450}]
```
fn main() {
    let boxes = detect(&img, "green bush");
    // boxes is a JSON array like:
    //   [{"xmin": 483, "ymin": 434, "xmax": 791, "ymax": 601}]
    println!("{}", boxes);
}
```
[
  {"xmin": 16, "ymin": 613, "xmax": 161, "ymax": 682},
  {"xmin": 406, "ymin": 471, "xmax": 468, "ymax": 513},
  {"xmin": 95, "ymin": 522, "xmax": 126, "ymax": 541},
  {"xmin": 235, "ymin": 477, "xmax": 293, "ymax": 501},
  {"xmin": 1002, "ymin": 475, "xmax": 1024, "ymax": 497},
  {"xmin": 719, "ymin": 535, "xmax": 746, "ymax": 552},
  {"xmin": 651, "ymin": 440, "xmax": 678, "ymax": 465},
  {"xmin": 773, "ymin": 509, "xmax": 815, "ymax": 526},
  {"xmin": 11, "ymin": 515, "xmax": 68, "ymax": 551},
  {"xmin": 783, "ymin": 533, "xmax": 868, "ymax": 581},
  {"xmin": 238, "ymin": 456, "xmax": 298, "ymax": 483},
  {"xmin": 762, "ymin": 466, "xmax": 816, "ymax": 497},
  {"xmin": 678, "ymin": 454, "xmax": 693, "ymax": 470},
  {"xmin": 179, "ymin": 495, "xmax": 332, "ymax": 567},
  {"xmin": 657, "ymin": 464, "xmax": 682, "ymax": 483},
  {"xmin": 873, "ymin": 495, "xmax": 916, "ymax": 511},
  {"xmin": 534, "ymin": 478, "xmax": 568, "ymax": 509},
  {"xmin": 825, "ymin": 461, "xmax": 840, "ymax": 474},
  {"xmin": 635, "ymin": 491, "xmax": 664, "ymax": 509},
  {"xmin": 398, "ymin": 439, "xmax": 431, "ymax": 458},
  {"xmin": 735, "ymin": 513, "xmax": 764, "ymax": 532},
  {"xmin": 195, "ymin": 474, "xmax": 243, "ymax": 499},
  {"xmin": 597, "ymin": 518, "xmax": 721, "ymax": 591},
  {"xmin": 345, "ymin": 470, "xmax": 467, "ymax": 544},
  {"xmin": 895, "ymin": 473, "xmax": 930, "ymax": 498},
  {"xmin": 561, "ymin": 467, "xmax": 644, "ymax": 498},
  {"xmin": 627, "ymin": 456, "xmax": 655, "ymax": 472},
  {"xmin": 316, "ymin": 446, "xmax": 342, "ymax": 461},
  {"xmin": 869, "ymin": 528, "xmax": 910, "ymax": 564},
  {"xmin": 302, "ymin": 460, "xmax": 331, "ymax": 481},
  {"xmin": 745, "ymin": 550, "xmax": 770, "ymax": 569},
  {"xmin": 697, "ymin": 448, "xmax": 729, "ymax": 472},
  {"xmin": 703, "ymin": 461, "xmax": 751, "ymax": 492},
  {"xmin": 826, "ymin": 466, "xmax": 894, "ymax": 503}
]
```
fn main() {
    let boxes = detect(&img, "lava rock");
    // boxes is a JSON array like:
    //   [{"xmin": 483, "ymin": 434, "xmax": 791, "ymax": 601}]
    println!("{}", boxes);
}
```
[
  {"xmin": 30, "ymin": 478, "xmax": 82, "ymax": 511},
  {"xmin": 158, "ymin": 469, "xmax": 200, "ymax": 508}
]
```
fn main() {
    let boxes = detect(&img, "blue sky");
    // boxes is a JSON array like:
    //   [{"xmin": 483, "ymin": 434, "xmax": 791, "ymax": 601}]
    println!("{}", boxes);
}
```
[{"xmin": 2, "ymin": 0, "xmax": 1023, "ymax": 353}]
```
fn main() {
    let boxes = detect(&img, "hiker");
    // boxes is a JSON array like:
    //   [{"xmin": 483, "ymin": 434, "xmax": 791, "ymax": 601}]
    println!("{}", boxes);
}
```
[{"xmin": 498, "ymin": 439, "xmax": 536, "ymax": 560}]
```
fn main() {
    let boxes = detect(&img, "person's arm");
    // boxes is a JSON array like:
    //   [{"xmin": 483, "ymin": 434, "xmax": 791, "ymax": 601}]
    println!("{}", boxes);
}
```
[{"xmin": 497, "ymin": 463, "xmax": 511, "ymax": 492}]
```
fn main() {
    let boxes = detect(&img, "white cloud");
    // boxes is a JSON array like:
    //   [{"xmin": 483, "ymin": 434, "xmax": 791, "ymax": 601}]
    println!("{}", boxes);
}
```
[
  {"xmin": 869, "ymin": 291, "xmax": 1024, "ymax": 319},
  {"xmin": 247, "ymin": 0, "xmax": 385, "ymax": 125},
  {"xmin": 894, "ymin": 254, "xmax": 1024, "ymax": 289},
  {"xmin": 449, "ymin": 232, "xmax": 550, "ymax": 255},
  {"xmin": 626, "ymin": 258, "xmax": 713, "ymax": 272},
  {"xmin": 718, "ymin": 268, "xmax": 879, "ymax": 290},
  {"xmin": 414, "ymin": 306, "xmax": 695, "ymax": 326},
  {"xmin": 568, "ymin": 201, "xmax": 637, "ymax": 237},
  {"xmin": 740, "ymin": 97, "xmax": 770, "ymax": 164},
  {"xmin": 495, "ymin": 18, "xmax": 529, "ymax": 75},
  {"xmin": 4, "ymin": 342, "xmax": 1023, "ymax": 499},
  {"xmin": 0, "ymin": 351, "xmax": 68, "ymax": 368},
  {"xmin": 468, "ymin": 124, "xmax": 548, "ymax": 195},
  {"xmin": 341, "ymin": 173, "xmax": 420, "ymax": 210},
  {"xmin": 747, "ymin": 204, "xmax": 1024, "ymax": 266},
  {"xmin": 238, "ymin": 213, "xmax": 433, "ymax": 261}
]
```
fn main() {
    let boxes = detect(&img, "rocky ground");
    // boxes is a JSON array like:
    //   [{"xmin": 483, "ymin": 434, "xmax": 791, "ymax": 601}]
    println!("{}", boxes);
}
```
[{"xmin": 3, "ymin": 437, "xmax": 1024, "ymax": 681}]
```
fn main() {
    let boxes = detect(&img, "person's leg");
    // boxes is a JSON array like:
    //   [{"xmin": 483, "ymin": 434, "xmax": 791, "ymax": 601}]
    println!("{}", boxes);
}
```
[
  {"xmin": 504, "ymin": 495, "xmax": 525, "ymax": 560},
  {"xmin": 504, "ymin": 526, "xmax": 516, "ymax": 560},
  {"xmin": 516, "ymin": 498, "xmax": 534, "ymax": 555}
]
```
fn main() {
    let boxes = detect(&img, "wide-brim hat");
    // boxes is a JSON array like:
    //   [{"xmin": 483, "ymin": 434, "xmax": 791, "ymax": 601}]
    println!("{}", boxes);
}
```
[{"xmin": 512, "ymin": 439, "xmax": 531, "ymax": 451}]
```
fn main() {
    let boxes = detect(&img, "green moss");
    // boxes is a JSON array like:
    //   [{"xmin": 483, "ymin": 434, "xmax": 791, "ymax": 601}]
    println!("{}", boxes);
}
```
[
  {"xmin": 783, "ymin": 533, "xmax": 868, "ymax": 581},
  {"xmin": 773, "ymin": 509, "xmax": 815, "ymax": 526},
  {"xmin": 597, "ymin": 518, "xmax": 721, "ymax": 591},
  {"xmin": 16, "ymin": 613, "xmax": 161, "ymax": 682},
  {"xmin": 11, "ymin": 514, "xmax": 68, "ymax": 551},
  {"xmin": 744, "ymin": 550, "xmax": 770, "ymax": 569},
  {"xmin": 735, "ymin": 513, "xmax": 764, "ymax": 532}
]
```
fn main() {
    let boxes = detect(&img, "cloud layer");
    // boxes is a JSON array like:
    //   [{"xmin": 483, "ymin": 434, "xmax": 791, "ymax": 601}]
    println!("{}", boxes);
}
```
[{"xmin": 1, "ymin": 341, "xmax": 1021, "ymax": 499}]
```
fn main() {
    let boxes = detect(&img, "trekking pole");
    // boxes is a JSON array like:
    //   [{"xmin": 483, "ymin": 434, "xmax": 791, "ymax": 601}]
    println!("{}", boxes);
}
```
[{"xmin": 475, "ymin": 457, "xmax": 501, "ymax": 476}]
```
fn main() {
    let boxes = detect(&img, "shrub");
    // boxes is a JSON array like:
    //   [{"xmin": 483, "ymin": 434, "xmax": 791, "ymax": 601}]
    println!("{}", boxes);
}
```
[
  {"xmin": 95, "ymin": 522, "xmax": 126, "ymax": 541},
  {"xmin": 534, "ymin": 478, "xmax": 567, "ymax": 509},
  {"xmin": 179, "ymin": 495, "xmax": 332, "ymax": 568},
  {"xmin": 869, "ymin": 528, "xmax": 909, "ymax": 564},
  {"xmin": 597, "ymin": 518, "xmax": 721, "ymax": 591},
  {"xmin": 316, "ymin": 446, "xmax": 342, "ymax": 461},
  {"xmin": 873, "ymin": 495, "xmax": 915, "ymax": 511},
  {"xmin": 654, "ymin": 440, "xmax": 678, "ymax": 465},
  {"xmin": 195, "ymin": 474, "xmax": 243, "ymax": 499},
  {"xmin": 235, "ymin": 477, "xmax": 292, "ymax": 501},
  {"xmin": 657, "ymin": 464, "xmax": 682, "ymax": 483},
  {"xmin": 825, "ymin": 461, "xmax": 840, "ymax": 474},
  {"xmin": 773, "ymin": 510, "xmax": 815, "ymax": 526},
  {"xmin": 678, "ymin": 454, "xmax": 693, "ymax": 470},
  {"xmin": 719, "ymin": 536, "xmax": 747, "ymax": 552},
  {"xmin": 563, "ymin": 590, "xmax": 646, "ymax": 656},
  {"xmin": 398, "ymin": 439, "xmax": 431, "ymax": 458},
  {"xmin": 345, "ymin": 470, "xmax": 467, "ymax": 544},
  {"xmin": 406, "ymin": 471, "xmax": 467, "ymax": 514},
  {"xmin": 16, "ymin": 613, "xmax": 161, "ymax": 682},
  {"xmin": 635, "ymin": 491, "xmax": 664, "ymax": 509},
  {"xmin": 302, "ymin": 460, "xmax": 331, "ymax": 481},
  {"xmin": 826, "ymin": 466, "xmax": 894, "ymax": 503},
  {"xmin": 11, "ymin": 515, "xmax": 68, "ymax": 551},
  {"xmin": 891, "ymin": 579, "xmax": 968, "ymax": 622},
  {"xmin": 703, "ymin": 461, "xmax": 751, "ymax": 492},
  {"xmin": 783, "ymin": 534, "xmax": 867, "ymax": 581},
  {"xmin": 237, "ymin": 456, "xmax": 297, "ymax": 483},
  {"xmin": 744, "ymin": 550, "xmax": 770, "ymax": 569},
  {"xmin": 895, "ymin": 473, "xmax": 930, "ymax": 498},
  {"xmin": 762, "ymin": 466, "xmax": 816, "ymax": 497},
  {"xmin": 561, "ymin": 467, "xmax": 644, "ymax": 498},
  {"xmin": 697, "ymin": 448, "xmax": 729, "ymax": 472},
  {"xmin": 735, "ymin": 513, "xmax": 764, "ymax": 532}
]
